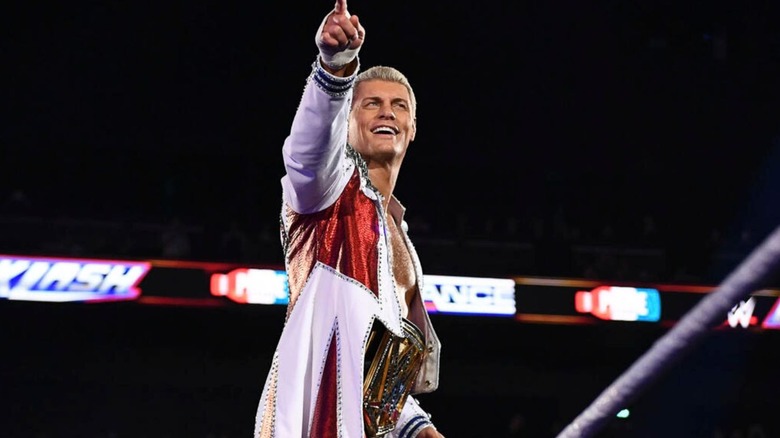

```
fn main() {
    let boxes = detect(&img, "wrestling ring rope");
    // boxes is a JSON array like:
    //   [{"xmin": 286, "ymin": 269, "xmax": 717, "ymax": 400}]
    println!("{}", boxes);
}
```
[{"xmin": 557, "ymin": 225, "xmax": 780, "ymax": 438}]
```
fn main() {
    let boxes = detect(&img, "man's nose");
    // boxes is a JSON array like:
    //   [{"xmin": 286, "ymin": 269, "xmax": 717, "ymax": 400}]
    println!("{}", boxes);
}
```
[{"xmin": 378, "ymin": 104, "xmax": 396, "ymax": 119}]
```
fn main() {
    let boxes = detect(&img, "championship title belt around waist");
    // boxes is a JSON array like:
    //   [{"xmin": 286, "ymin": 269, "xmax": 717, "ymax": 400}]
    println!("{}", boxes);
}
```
[{"xmin": 362, "ymin": 317, "xmax": 426, "ymax": 437}]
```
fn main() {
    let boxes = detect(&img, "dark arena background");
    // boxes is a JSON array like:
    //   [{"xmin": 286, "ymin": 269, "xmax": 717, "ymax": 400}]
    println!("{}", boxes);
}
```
[{"xmin": 4, "ymin": 1, "xmax": 780, "ymax": 437}]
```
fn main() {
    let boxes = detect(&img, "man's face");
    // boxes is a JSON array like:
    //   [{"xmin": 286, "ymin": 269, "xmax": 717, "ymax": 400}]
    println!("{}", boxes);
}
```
[{"xmin": 348, "ymin": 79, "xmax": 416, "ymax": 163}]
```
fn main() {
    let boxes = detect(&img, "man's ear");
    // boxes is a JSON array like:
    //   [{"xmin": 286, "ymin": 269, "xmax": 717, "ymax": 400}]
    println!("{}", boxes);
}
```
[{"xmin": 410, "ymin": 118, "xmax": 417, "ymax": 142}]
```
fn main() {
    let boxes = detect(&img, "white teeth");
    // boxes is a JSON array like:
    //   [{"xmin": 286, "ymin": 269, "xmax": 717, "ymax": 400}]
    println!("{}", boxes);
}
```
[{"xmin": 372, "ymin": 126, "xmax": 396, "ymax": 135}]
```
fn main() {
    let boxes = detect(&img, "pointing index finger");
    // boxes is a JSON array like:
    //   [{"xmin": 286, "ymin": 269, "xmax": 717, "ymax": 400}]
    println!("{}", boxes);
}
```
[{"xmin": 334, "ymin": 0, "xmax": 347, "ymax": 14}]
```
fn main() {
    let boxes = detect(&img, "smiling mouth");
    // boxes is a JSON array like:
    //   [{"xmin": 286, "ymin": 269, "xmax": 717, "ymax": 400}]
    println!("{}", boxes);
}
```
[{"xmin": 371, "ymin": 126, "xmax": 398, "ymax": 135}]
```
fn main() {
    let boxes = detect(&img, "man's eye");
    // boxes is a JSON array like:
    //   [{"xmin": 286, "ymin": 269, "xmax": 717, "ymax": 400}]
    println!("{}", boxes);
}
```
[
  {"xmin": 365, "ymin": 101, "xmax": 379, "ymax": 107},
  {"xmin": 394, "ymin": 102, "xmax": 408, "ymax": 110}
]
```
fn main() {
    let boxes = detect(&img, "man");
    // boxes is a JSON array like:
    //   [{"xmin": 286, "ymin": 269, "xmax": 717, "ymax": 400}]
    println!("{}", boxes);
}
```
[{"xmin": 254, "ymin": 1, "xmax": 444, "ymax": 437}]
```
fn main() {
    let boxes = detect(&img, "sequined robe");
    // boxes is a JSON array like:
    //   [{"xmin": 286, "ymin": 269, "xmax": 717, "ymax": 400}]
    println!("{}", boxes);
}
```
[{"xmin": 254, "ymin": 59, "xmax": 441, "ymax": 438}]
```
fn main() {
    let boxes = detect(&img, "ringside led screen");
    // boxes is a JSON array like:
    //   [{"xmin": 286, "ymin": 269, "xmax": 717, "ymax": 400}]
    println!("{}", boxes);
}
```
[
  {"xmin": 208, "ymin": 268, "xmax": 517, "ymax": 316},
  {"xmin": 0, "ymin": 255, "xmax": 151, "ymax": 302},
  {"xmin": 3, "ymin": 254, "xmax": 779, "ymax": 330},
  {"xmin": 514, "ymin": 277, "xmax": 780, "ymax": 330}
]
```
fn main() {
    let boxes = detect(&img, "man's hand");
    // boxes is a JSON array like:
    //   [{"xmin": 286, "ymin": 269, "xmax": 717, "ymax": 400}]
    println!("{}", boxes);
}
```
[
  {"xmin": 417, "ymin": 426, "xmax": 445, "ymax": 438},
  {"xmin": 316, "ymin": 0, "xmax": 365, "ymax": 74}
]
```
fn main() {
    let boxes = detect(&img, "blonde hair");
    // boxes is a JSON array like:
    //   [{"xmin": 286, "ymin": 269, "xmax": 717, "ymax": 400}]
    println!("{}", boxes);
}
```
[{"xmin": 354, "ymin": 66, "xmax": 417, "ymax": 118}]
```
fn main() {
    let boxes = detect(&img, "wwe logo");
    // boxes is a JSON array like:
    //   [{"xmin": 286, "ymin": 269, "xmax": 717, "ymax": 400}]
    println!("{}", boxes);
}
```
[{"xmin": 727, "ymin": 298, "xmax": 756, "ymax": 328}]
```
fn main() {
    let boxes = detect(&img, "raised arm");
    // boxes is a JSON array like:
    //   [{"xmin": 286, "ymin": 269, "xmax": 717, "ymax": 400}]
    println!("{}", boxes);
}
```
[{"xmin": 280, "ymin": 0, "xmax": 367, "ymax": 214}]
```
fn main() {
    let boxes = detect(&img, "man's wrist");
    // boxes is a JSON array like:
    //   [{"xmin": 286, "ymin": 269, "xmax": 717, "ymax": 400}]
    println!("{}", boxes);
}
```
[{"xmin": 319, "ymin": 57, "xmax": 359, "ymax": 77}]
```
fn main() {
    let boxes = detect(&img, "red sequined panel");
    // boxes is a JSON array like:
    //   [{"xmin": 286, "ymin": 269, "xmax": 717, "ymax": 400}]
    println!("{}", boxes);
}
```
[
  {"xmin": 285, "ymin": 169, "xmax": 380, "ymax": 311},
  {"xmin": 310, "ymin": 333, "xmax": 339, "ymax": 437}
]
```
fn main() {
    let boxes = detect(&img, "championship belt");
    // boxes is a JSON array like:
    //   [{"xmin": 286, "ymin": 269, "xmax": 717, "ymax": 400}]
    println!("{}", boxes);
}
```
[{"xmin": 362, "ymin": 318, "xmax": 426, "ymax": 437}]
